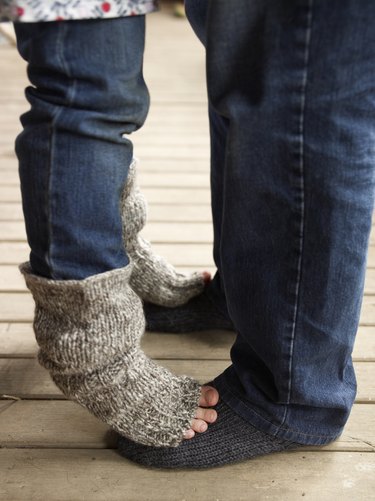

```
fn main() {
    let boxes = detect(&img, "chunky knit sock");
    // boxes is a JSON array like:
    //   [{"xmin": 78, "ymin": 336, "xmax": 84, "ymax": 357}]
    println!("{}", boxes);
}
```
[
  {"xmin": 144, "ymin": 289, "xmax": 234, "ymax": 333},
  {"xmin": 122, "ymin": 159, "xmax": 207, "ymax": 307},
  {"xmin": 117, "ymin": 399, "xmax": 300, "ymax": 469},
  {"xmin": 20, "ymin": 263, "xmax": 201, "ymax": 447}
]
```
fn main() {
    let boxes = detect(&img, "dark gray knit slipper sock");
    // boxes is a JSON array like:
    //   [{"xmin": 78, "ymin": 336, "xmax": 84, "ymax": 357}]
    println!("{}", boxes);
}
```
[
  {"xmin": 144, "ymin": 289, "xmax": 234, "ymax": 333},
  {"xmin": 117, "ymin": 400, "xmax": 300, "ymax": 469}
]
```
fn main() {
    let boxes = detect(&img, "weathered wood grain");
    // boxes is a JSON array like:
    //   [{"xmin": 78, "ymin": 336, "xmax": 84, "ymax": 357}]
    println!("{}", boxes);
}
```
[
  {"xmin": 0, "ymin": 449, "xmax": 374, "ymax": 501},
  {"xmin": 0, "ymin": 358, "xmax": 374, "ymax": 402}
]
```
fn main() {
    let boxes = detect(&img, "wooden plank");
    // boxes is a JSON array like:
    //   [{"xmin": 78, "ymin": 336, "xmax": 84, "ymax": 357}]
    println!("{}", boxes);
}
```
[
  {"xmin": 4, "ymin": 291, "xmax": 375, "ymax": 324},
  {"xmin": 0, "ymin": 323, "xmax": 38, "ymax": 357},
  {"xmin": 0, "ymin": 242, "xmax": 29, "ymax": 264},
  {"xmin": 0, "ymin": 400, "xmax": 116, "ymax": 449},
  {"xmin": 0, "ymin": 170, "xmax": 19, "ymax": 185},
  {"xmin": 0, "ymin": 222, "xmax": 214, "ymax": 244},
  {"xmin": 0, "ymin": 266, "xmax": 26, "ymax": 291},
  {"xmin": 354, "ymin": 326, "xmax": 375, "ymax": 361},
  {"xmin": 0, "ymin": 132, "xmax": 210, "ymax": 146},
  {"xmin": 142, "ymin": 222, "xmax": 213, "ymax": 243},
  {"xmin": 364, "ymin": 268, "xmax": 375, "ymax": 294},
  {"xmin": 0, "ymin": 203, "xmax": 213, "ymax": 223},
  {"xmin": 0, "ymin": 293, "xmax": 34, "ymax": 322},
  {"xmin": 0, "ymin": 185, "xmax": 21, "ymax": 202},
  {"xmin": 0, "ymin": 158, "xmax": 18, "ymax": 170},
  {"xmin": 146, "ymin": 204, "xmax": 212, "ymax": 222},
  {"xmin": 0, "ymin": 241, "xmax": 213, "ymax": 267},
  {"xmin": 151, "ymin": 243, "xmax": 213, "ymax": 265},
  {"xmin": 0, "ymin": 23, "xmax": 16, "ymax": 45},
  {"xmin": 0, "ymin": 358, "xmax": 374, "ymax": 402},
  {"xmin": 1, "ymin": 322, "xmax": 374, "ymax": 362},
  {"xmin": 0, "ymin": 221, "xmax": 26, "ymax": 240},
  {"xmin": 0, "ymin": 400, "xmax": 372, "ymax": 452},
  {"xmin": 0, "ymin": 449, "xmax": 374, "ymax": 501},
  {"xmin": 0, "ymin": 186, "xmax": 211, "ymax": 204},
  {"xmin": 0, "ymin": 322, "xmax": 235, "ymax": 360},
  {"xmin": 0, "ymin": 400, "xmax": 15, "ymax": 415},
  {"xmin": 138, "ymin": 172, "xmax": 210, "ymax": 187},
  {"xmin": 0, "ymin": 359, "xmax": 231, "ymax": 399},
  {"xmin": 367, "ymin": 245, "xmax": 375, "ymax": 269},
  {"xmin": 133, "ymin": 146, "xmax": 209, "ymax": 159},
  {"xmin": 361, "ymin": 295, "xmax": 375, "ymax": 325},
  {"xmin": 143, "ymin": 188, "xmax": 210, "ymax": 204},
  {"xmin": 0, "ymin": 202, "xmax": 23, "ymax": 220},
  {"xmin": 136, "ymin": 158, "xmax": 211, "ymax": 172},
  {"xmin": 0, "ymin": 242, "xmax": 371, "ymax": 271},
  {"xmin": 133, "ymin": 140, "xmax": 209, "ymax": 151},
  {"xmin": 321, "ymin": 403, "xmax": 375, "ymax": 452}
]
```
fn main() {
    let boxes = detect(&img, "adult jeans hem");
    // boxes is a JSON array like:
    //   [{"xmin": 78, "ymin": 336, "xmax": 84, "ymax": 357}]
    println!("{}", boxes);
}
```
[{"xmin": 214, "ymin": 373, "xmax": 342, "ymax": 446}]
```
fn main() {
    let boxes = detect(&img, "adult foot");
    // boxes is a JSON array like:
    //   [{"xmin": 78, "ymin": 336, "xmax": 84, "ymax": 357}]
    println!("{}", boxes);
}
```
[
  {"xmin": 118, "ymin": 399, "xmax": 301, "ymax": 468},
  {"xmin": 144, "ymin": 288, "xmax": 235, "ymax": 333}
]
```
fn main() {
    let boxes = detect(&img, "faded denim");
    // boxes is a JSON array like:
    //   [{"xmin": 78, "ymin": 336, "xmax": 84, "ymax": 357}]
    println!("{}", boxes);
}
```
[
  {"xmin": 14, "ymin": 16, "xmax": 149, "ymax": 279},
  {"xmin": 186, "ymin": 0, "xmax": 375, "ymax": 445}
]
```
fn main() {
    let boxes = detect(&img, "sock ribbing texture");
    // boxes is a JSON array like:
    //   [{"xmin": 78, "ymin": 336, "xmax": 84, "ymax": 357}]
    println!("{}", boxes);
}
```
[
  {"xmin": 20, "ymin": 262, "xmax": 201, "ymax": 448},
  {"xmin": 122, "ymin": 159, "xmax": 207, "ymax": 307},
  {"xmin": 144, "ymin": 289, "xmax": 234, "ymax": 333},
  {"xmin": 117, "ymin": 399, "xmax": 300, "ymax": 469}
]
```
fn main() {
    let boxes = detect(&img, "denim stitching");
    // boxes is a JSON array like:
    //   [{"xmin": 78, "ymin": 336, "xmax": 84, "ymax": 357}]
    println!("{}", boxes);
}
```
[
  {"xmin": 219, "ymin": 378, "xmax": 339, "ymax": 441},
  {"xmin": 47, "ymin": 22, "xmax": 77, "ymax": 279},
  {"xmin": 283, "ymin": 0, "xmax": 314, "ymax": 418}
]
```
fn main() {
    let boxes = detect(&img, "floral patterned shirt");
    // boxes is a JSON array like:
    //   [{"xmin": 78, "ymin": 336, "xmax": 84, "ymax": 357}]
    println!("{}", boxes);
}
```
[{"xmin": 0, "ymin": 0, "xmax": 158, "ymax": 22}]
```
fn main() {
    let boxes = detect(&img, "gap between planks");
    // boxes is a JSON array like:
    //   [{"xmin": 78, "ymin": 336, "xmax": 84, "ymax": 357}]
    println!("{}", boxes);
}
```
[
  {"xmin": 0, "ymin": 400, "xmax": 373, "ymax": 453},
  {"xmin": 0, "ymin": 322, "xmax": 374, "ymax": 362},
  {"xmin": 1, "ymin": 358, "xmax": 374, "ymax": 403},
  {"xmin": 3, "ymin": 292, "xmax": 375, "ymax": 324}
]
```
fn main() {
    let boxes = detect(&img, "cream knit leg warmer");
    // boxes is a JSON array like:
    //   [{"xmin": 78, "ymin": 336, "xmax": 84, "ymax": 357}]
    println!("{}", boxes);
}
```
[
  {"xmin": 122, "ymin": 159, "xmax": 207, "ymax": 307},
  {"xmin": 20, "ymin": 263, "xmax": 201, "ymax": 447}
]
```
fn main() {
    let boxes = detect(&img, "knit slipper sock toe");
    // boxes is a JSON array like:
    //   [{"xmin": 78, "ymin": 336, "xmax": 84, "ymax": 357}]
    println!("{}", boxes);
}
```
[
  {"xmin": 117, "ymin": 400, "xmax": 301, "ymax": 469},
  {"xmin": 144, "ymin": 289, "xmax": 235, "ymax": 333}
]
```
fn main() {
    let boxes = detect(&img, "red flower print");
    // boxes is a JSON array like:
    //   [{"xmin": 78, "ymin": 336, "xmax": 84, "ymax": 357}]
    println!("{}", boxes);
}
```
[{"xmin": 102, "ymin": 2, "xmax": 111, "ymax": 12}]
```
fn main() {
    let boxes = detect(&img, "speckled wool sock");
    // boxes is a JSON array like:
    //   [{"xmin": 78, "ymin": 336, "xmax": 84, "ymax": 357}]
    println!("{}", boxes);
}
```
[
  {"xmin": 117, "ymin": 399, "xmax": 300, "ymax": 469},
  {"xmin": 122, "ymin": 158, "xmax": 207, "ymax": 307},
  {"xmin": 144, "ymin": 289, "xmax": 234, "ymax": 333},
  {"xmin": 20, "ymin": 262, "xmax": 201, "ymax": 447}
]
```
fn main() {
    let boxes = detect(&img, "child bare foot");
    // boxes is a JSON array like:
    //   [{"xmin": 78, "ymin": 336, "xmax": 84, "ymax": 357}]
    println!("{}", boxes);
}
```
[{"xmin": 184, "ymin": 385, "xmax": 219, "ymax": 439}]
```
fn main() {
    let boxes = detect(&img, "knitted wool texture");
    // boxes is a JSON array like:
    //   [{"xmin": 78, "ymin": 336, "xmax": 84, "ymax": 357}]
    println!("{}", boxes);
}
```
[
  {"xmin": 118, "ymin": 400, "xmax": 299, "ymax": 469},
  {"xmin": 20, "ymin": 263, "xmax": 201, "ymax": 447},
  {"xmin": 143, "ymin": 289, "xmax": 235, "ymax": 333},
  {"xmin": 122, "ymin": 159, "xmax": 206, "ymax": 307}
]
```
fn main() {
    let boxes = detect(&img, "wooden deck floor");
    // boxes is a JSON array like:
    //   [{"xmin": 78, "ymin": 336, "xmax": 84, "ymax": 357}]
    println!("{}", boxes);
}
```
[{"xmin": 0, "ymin": 8, "xmax": 374, "ymax": 501}]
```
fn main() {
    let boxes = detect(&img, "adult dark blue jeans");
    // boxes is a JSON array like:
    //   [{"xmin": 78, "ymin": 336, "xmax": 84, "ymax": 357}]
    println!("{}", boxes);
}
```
[
  {"xmin": 14, "ymin": 16, "xmax": 149, "ymax": 279},
  {"xmin": 186, "ymin": 0, "xmax": 375, "ymax": 445}
]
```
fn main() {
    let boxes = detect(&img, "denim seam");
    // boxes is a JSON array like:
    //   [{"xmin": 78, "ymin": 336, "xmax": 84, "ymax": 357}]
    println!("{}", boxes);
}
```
[
  {"xmin": 218, "ymin": 376, "xmax": 339, "ymax": 441},
  {"xmin": 47, "ymin": 22, "xmax": 78, "ymax": 279},
  {"xmin": 282, "ymin": 0, "xmax": 314, "ymax": 423}
]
